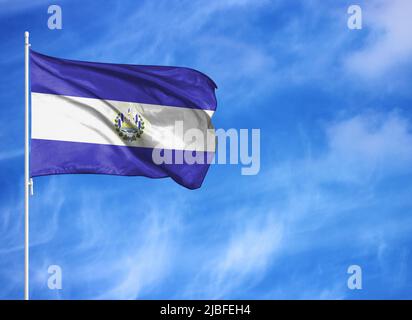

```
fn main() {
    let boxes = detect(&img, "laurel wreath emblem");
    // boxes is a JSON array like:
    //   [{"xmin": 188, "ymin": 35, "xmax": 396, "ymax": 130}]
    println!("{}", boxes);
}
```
[{"xmin": 114, "ymin": 111, "xmax": 145, "ymax": 142}]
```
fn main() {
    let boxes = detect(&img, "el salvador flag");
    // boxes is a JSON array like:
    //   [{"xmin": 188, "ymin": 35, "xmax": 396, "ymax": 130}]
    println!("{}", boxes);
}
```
[{"xmin": 29, "ymin": 50, "xmax": 217, "ymax": 189}]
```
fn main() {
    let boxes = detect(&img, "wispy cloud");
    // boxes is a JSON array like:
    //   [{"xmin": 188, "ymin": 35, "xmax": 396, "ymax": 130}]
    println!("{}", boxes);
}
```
[
  {"xmin": 0, "ymin": 149, "xmax": 23, "ymax": 162},
  {"xmin": 25, "ymin": 181, "xmax": 186, "ymax": 299},
  {"xmin": 345, "ymin": 0, "xmax": 412, "ymax": 78},
  {"xmin": 185, "ymin": 209, "xmax": 282, "ymax": 298},
  {"xmin": 95, "ymin": 203, "xmax": 182, "ymax": 299},
  {"xmin": 0, "ymin": 0, "xmax": 53, "ymax": 16},
  {"xmin": 216, "ymin": 109, "xmax": 412, "ymax": 298}
]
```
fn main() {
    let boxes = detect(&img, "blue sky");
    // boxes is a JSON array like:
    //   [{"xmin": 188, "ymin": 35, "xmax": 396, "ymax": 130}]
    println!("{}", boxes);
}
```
[{"xmin": 1, "ymin": 0, "xmax": 412, "ymax": 299}]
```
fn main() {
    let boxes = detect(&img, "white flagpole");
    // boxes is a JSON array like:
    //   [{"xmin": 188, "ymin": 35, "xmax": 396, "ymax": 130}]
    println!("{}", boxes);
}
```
[{"xmin": 24, "ymin": 31, "xmax": 31, "ymax": 301}]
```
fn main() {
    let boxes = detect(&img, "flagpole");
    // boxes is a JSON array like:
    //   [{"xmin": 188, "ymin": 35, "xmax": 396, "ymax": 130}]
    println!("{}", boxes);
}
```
[{"xmin": 24, "ymin": 31, "xmax": 30, "ymax": 301}]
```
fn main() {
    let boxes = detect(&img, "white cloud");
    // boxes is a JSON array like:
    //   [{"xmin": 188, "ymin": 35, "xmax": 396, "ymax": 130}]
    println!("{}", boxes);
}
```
[
  {"xmin": 345, "ymin": 0, "xmax": 412, "ymax": 78},
  {"xmin": 0, "ymin": 0, "xmax": 52, "ymax": 16},
  {"xmin": 219, "ymin": 217, "xmax": 281, "ymax": 275},
  {"xmin": 325, "ymin": 111, "xmax": 412, "ymax": 175},
  {"xmin": 270, "ymin": 111, "xmax": 412, "ymax": 189},
  {"xmin": 0, "ymin": 149, "xmax": 23, "ymax": 161},
  {"xmin": 58, "ymin": 187, "xmax": 183, "ymax": 299},
  {"xmin": 0, "ymin": 177, "xmax": 63, "ymax": 255},
  {"xmin": 185, "ymin": 210, "xmax": 282, "ymax": 298},
  {"xmin": 95, "ymin": 207, "xmax": 179, "ymax": 299}
]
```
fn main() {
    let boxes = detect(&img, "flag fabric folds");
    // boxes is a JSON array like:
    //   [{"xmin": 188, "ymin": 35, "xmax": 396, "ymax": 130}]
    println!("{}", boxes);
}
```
[{"xmin": 29, "ymin": 50, "xmax": 217, "ymax": 189}]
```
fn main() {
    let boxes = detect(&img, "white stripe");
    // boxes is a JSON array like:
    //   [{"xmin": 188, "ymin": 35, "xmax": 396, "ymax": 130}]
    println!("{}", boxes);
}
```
[{"xmin": 31, "ymin": 93, "xmax": 215, "ymax": 152}]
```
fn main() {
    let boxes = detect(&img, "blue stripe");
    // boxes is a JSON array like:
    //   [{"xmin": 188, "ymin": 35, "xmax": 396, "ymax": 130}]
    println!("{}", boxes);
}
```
[
  {"xmin": 30, "ymin": 50, "xmax": 217, "ymax": 111},
  {"xmin": 30, "ymin": 139, "xmax": 213, "ymax": 189}
]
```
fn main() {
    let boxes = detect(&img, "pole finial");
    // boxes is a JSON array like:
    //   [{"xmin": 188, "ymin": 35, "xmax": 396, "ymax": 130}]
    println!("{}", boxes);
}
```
[{"xmin": 24, "ymin": 31, "xmax": 30, "ymax": 46}]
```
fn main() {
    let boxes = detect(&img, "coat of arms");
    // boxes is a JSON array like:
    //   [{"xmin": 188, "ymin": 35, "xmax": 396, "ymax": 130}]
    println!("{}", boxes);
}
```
[{"xmin": 114, "ymin": 107, "xmax": 145, "ymax": 141}]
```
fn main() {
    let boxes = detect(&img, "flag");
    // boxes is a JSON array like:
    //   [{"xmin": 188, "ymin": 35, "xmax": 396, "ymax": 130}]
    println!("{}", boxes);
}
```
[{"xmin": 29, "ymin": 50, "xmax": 217, "ymax": 189}]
